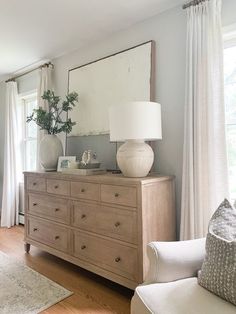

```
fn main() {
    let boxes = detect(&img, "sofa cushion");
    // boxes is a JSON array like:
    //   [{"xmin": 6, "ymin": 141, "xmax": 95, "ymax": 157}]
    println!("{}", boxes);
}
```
[
  {"xmin": 198, "ymin": 199, "xmax": 236, "ymax": 305},
  {"xmin": 131, "ymin": 277, "xmax": 236, "ymax": 314}
]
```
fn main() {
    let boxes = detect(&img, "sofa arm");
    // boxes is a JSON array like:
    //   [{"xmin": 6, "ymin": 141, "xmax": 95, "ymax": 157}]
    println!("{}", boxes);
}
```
[{"xmin": 144, "ymin": 238, "xmax": 206, "ymax": 284}]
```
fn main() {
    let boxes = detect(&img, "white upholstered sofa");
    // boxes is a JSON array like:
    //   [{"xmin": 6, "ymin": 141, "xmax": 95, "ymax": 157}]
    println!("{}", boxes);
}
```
[{"xmin": 131, "ymin": 238, "xmax": 236, "ymax": 314}]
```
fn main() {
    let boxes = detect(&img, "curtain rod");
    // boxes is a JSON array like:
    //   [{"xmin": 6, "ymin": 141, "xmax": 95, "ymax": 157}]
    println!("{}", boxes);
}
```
[
  {"xmin": 182, "ymin": 0, "xmax": 208, "ymax": 9},
  {"xmin": 5, "ymin": 62, "xmax": 53, "ymax": 83}
]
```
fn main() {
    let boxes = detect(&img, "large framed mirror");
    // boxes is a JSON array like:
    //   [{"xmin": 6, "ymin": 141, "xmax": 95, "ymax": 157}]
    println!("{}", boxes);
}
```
[{"xmin": 67, "ymin": 40, "xmax": 155, "ymax": 137}]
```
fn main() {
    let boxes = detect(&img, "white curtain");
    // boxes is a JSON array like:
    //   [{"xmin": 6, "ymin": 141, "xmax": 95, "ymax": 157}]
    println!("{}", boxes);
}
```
[
  {"xmin": 36, "ymin": 65, "xmax": 53, "ymax": 169},
  {"xmin": 180, "ymin": 0, "xmax": 229, "ymax": 240},
  {"xmin": 1, "ymin": 82, "xmax": 22, "ymax": 228},
  {"xmin": 37, "ymin": 64, "xmax": 53, "ymax": 110}
]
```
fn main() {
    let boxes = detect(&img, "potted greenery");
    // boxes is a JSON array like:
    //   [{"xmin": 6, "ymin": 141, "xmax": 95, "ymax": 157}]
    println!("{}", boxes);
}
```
[{"xmin": 27, "ymin": 90, "xmax": 78, "ymax": 171}]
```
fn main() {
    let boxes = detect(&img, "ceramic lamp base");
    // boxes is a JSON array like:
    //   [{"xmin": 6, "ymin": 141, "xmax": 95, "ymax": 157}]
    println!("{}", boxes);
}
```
[{"xmin": 117, "ymin": 140, "xmax": 154, "ymax": 177}]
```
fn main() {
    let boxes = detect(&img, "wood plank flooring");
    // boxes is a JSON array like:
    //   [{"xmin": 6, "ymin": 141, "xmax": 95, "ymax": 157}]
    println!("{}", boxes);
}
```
[{"xmin": 0, "ymin": 226, "xmax": 133, "ymax": 313}]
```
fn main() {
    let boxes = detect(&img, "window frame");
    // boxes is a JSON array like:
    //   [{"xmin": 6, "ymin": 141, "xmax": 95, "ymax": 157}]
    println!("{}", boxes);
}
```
[
  {"xmin": 223, "ymin": 23, "xmax": 236, "ymax": 48},
  {"xmin": 19, "ymin": 90, "xmax": 38, "ymax": 172}
]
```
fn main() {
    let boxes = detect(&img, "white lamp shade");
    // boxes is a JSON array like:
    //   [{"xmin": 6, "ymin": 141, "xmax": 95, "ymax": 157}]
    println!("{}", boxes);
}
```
[{"xmin": 109, "ymin": 101, "xmax": 162, "ymax": 141}]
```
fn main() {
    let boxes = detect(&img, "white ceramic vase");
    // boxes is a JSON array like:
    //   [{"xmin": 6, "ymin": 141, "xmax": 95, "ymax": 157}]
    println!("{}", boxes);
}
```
[{"xmin": 39, "ymin": 134, "xmax": 63, "ymax": 171}]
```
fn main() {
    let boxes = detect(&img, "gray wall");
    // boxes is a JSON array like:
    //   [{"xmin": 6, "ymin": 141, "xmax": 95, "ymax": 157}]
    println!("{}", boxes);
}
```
[
  {"xmin": 222, "ymin": 0, "xmax": 236, "ymax": 26},
  {"xmin": 16, "ymin": 71, "xmax": 39, "ymax": 95}
]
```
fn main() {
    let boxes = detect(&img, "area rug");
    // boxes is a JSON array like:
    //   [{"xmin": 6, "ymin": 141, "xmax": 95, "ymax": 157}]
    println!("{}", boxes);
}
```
[{"xmin": 0, "ymin": 251, "xmax": 73, "ymax": 314}]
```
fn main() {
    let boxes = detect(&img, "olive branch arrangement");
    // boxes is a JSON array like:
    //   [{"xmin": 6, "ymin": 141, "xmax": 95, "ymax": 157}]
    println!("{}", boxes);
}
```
[{"xmin": 27, "ymin": 90, "xmax": 78, "ymax": 134}]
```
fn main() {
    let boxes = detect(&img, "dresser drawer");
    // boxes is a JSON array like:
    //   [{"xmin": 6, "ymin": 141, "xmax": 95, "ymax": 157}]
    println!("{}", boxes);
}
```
[
  {"xmin": 73, "ymin": 231, "xmax": 138, "ymax": 281},
  {"xmin": 72, "ymin": 201, "xmax": 137, "ymax": 244},
  {"xmin": 27, "ymin": 176, "xmax": 46, "ymax": 192},
  {"xmin": 71, "ymin": 182, "xmax": 100, "ymax": 201},
  {"xmin": 28, "ymin": 194, "xmax": 70, "ymax": 224},
  {"xmin": 101, "ymin": 184, "xmax": 137, "ymax": 207},
  {"xmin": 47, "ymin": 179, "xmax": 70, "ymax": 196},
  {"xmin": 27, "ymin": 218, "xmax": 69, "ymax": 252}
]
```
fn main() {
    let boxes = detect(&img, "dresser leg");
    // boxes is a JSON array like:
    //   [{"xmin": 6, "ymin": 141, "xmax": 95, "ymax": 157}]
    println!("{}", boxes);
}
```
[{"xmin": 24, "ymin": 243, "xmax": 30, "ymax": 253}]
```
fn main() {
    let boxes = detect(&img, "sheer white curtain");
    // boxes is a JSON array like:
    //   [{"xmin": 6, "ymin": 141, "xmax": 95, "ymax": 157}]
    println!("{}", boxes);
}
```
[
  {"xmin": 180, "ymin": 0, "xmax": 229, "ymax": 240},
  {"xmin": 36, "ymin": 64, "xmax": 53, "ymax": 169},
  {"xmin": 37, "ymin": 64, "xmax": 53, "ymax": 110},
  {"xmin": 1, "ymin": 81, "xmax": 22, "ymax": 228}
]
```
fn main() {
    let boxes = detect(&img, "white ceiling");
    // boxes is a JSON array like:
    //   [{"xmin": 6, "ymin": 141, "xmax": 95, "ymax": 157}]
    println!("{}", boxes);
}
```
[{"xmin": 0, "ymin": 0, "xmax": 185, "ymax": 80}]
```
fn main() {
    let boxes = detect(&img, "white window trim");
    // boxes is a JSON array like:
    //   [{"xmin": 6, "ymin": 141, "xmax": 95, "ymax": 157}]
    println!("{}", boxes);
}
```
[
  {"xmin": 19, "ymin": 90, "xmax": 38, "ymax": 172},
  {"xmin": 18, "ymin": 89, "xmax": 37, "ymax": 99},
  {"xmin": 223, "ymin": 23, "xmax": 236, "ymax": 48}
]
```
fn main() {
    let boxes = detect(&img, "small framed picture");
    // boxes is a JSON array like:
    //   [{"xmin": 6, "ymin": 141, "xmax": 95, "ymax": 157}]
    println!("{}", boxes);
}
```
[{"xmin": 57, "ymin": 156, "xmax": 76, "ymax": 172}]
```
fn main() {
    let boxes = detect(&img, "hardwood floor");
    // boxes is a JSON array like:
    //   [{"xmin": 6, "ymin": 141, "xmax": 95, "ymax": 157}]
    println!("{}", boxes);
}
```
[{"xmin": 0, "ymin": 226, "xmax": 133, "ymax": 313}]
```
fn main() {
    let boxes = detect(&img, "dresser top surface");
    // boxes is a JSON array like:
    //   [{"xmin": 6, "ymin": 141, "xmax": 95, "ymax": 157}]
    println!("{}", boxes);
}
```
[{"xmin": 24, "ymin": 171, "xmax": 174, "ymax": 185}]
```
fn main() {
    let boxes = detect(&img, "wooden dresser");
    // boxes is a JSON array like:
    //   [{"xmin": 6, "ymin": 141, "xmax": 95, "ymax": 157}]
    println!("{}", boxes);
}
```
[{"xmin": 24, "ymin": 172, "xmax": 176, "ymax": 289}]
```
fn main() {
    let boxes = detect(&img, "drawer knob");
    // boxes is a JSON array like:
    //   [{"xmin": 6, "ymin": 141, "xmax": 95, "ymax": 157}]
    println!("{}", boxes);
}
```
[
  {"xmin": 55, "ymin": 235, "xmax": 60, "ymax": 240},
  {"xmin": 55, "ymin": 208, "xmax": 60, "ymax": 212},
  {"xmin": 114, "ymin": 222, "xmax": 121, "ymax": 227},
  {"xmin": 81, "ymin": 188, "xmax": 85, "ymax": 193},
  {"xmin": 33, "ymin": 182, "xmax": 37, "ymax": 186},
  {"xmin": 33, "ymin": 203, "xmax": 37, "ymax": 206},
  {"xmin": 115, "ymin": 257, "xmax": 121, "ymax": 263},
  {"xmin": 54, "ymin": 185, "xmax": 59, "ymax": 189},
  {"xmin": 81, "ymin": 245, "xmax": 86, "ymax": 250},
  {"xmin": 81, "ymin": 214, "xmax": 86, "ymax": 219},
  {"xmin": 114, "ymin": 193, "xmax": 119, "ymax": 198},
  {"xmin": 33, "ymin": 228, "xmax": 38, "ymax": 232}
]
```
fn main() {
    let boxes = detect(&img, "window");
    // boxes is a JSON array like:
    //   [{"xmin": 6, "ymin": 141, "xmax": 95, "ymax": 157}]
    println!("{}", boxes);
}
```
[
  {"xmin": 20, "ymin": 92, "xmax": 38, "ymax": 171},
  {"xmin": 224, "ymin": 43, "xmax": 236, "ymax": 200}
]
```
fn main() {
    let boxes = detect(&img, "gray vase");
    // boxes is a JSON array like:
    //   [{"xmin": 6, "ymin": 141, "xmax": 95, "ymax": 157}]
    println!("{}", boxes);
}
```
[{"xmin": 39, "ymin": 135, "xmax": 63, "ymax": 171}]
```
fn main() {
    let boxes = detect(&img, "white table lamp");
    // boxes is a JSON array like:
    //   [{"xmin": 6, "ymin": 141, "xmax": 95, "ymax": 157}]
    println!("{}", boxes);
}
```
[{"xmin": 109, "ymin": 101, "xmax": 162, "ymax": 177}]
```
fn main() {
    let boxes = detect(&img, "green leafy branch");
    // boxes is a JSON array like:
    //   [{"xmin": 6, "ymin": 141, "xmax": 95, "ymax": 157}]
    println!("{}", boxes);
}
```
[{"xmin": 26, "ymin": 90, "xmax": 78, "ymax": 135}]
